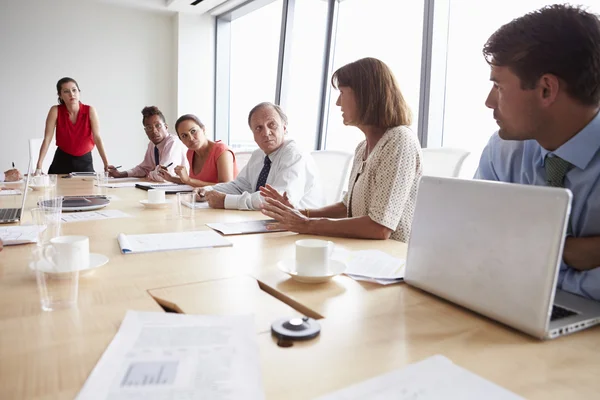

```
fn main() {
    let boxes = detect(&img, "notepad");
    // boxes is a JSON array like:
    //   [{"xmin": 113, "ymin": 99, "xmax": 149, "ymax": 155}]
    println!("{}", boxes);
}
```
[
  {"xmin": 0, "ymin": 189, "xmax": 21, "ymax": 196},
  {"xmin": 332, "ymin": 249, "xmax": 405, "ymax": 285},
  {"xmin": 135, "ymin": 182, "xmax": 195, "ymax": 193},
  {"xmin": 315, "ymin": 354, "xmax": 522, "ymax": 399},
  {"xmin": 117, "ymin": 230, "xmax": 232, "ymax": 254},
  {"xmin": 182, "ymin": 200, "xmax": 210, "ymax": 209},
  {"xmin": 0, "ymin": 225, "xmax": 45, "ymax": 245},
  {"xmin": 206, "ymin": 220, "xmax": 285, "ymax": 235}
]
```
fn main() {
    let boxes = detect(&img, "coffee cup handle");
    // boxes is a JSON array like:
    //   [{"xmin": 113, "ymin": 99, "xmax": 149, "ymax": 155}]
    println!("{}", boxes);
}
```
[{"xmin": 41, "ymin": 245, "xmax": 57, "ymax": 272}]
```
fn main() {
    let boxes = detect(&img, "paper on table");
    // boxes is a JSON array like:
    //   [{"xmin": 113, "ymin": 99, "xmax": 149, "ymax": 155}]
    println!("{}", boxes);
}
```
[
  {"xmin": 0, "ymin": 225, "xmax": 45, "ymax": 245},
  {"xmin": 76, "ymin": 311, "xmax": 265, "ymax": 400},
  {"xmin": 117, "ymin": 230, "xmax": 232, "ymax": 254},
  {"xmin": 182, "ymin": 200, "xmax": 210, "ymax": 209},
  {"xmin": 96, "ymin": 182, "xmax": 138, "ymax": 188},
  {"xmin": 332, "ymin": 249, "xmax": 405, "ymax": 280},
  {"xmin": 61, "ymin": 209, "xmax": 132, "ymax": 223},
  {"xmin": 0, "ymin": 189, "xmax": 21, "ymax": 196},
  {"xmin": 315, "ymin": 354, "xmax": 523, "ymax": 400},
  {"xmin": 206, "ymin": 220, "xmax": 284, "ymax": 235}
]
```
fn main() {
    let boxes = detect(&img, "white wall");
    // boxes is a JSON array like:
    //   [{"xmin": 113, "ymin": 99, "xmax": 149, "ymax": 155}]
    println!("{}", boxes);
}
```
[
  {"xmin": 175, "ymin": 13, "xmax": 216, "ymax": 139},
  {"xmin": 0, "ymin": 0, "xmax": 176, "ymax": 173}
]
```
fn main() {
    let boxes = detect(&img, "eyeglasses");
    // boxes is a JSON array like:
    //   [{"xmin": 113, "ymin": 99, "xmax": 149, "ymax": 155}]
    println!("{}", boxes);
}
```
[{"xmin": 144, "ymin": 123, "xmax": 164, "ymax": 132}]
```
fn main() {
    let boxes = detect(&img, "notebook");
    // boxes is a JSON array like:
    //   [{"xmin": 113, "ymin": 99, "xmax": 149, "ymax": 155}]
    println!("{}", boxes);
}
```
[
  {"xmin": 117, "ymin": 230, "xmax": 232, "ymax": 254},
  {"xmin": 206, "ymin": 219, "xmax": 285, "ymax": 235},
  {"xmin": 0, "ymin": 225, "xmax": 46, "ymax": 245}
]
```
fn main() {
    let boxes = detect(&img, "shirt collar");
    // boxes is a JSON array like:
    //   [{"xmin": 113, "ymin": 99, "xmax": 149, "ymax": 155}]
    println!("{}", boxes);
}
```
[
  {"xmin": 261, "ymin": 139, "xmax": 289, "ymax": 162},
  {"xmin": 539, "ymin": 110, "xmax": 600, "ymax": 170}
]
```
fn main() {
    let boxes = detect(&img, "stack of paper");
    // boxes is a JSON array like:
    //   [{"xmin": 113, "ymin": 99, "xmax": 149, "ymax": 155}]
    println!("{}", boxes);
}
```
[
  {"xmin": 117, "ymin": 230, "xmax": 232, "ymax": 253},
  {"xmin": 76, "ymin": 311, "xmax": 265, "ymax": 400},
  {"xmin": 0, "ymin": 225, "xmax": 45, "ymax": 245},
  {"xmin": 0, "ymin": 189, "xmax": 21, "ymax": 196},
  {"xmin": 61, "ymin": 210, "xmax": 132, "ymax": 223},
  {"xmin": 206, "ymin": 220, "xmax": 284, "ymax": 235},
  {"xmin": 332, "ymin": 249, "xmax": 405, "ymax": 285},
  {"xmin": 315, "ymin": 354, "xmax": 522, "ymax": 399}
]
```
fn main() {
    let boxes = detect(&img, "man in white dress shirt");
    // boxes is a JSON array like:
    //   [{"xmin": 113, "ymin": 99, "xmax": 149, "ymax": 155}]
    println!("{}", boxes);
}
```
[{"xmin": 199, "ymin": 102, "xmax": 324, "ymax": 210}]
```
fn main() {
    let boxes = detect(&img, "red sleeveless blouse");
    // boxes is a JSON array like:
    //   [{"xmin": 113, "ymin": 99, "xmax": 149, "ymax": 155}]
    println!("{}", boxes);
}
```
[{"xmin": 55, "ymin": 102, "xmax": 95, "ymax": 156}]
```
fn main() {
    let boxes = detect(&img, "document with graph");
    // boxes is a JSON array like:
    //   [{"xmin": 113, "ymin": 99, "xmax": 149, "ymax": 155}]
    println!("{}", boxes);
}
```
[{"xmin": 76, "ymin": 311, "xmax": 265, "ymax": 400}]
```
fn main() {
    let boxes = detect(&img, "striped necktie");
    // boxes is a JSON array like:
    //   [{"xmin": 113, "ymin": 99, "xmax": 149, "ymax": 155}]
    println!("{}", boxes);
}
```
[
  {"xmin": 544, "ymin": 155, "xmax": 572, "ymax": 188},
  {"xmin": 255, "ymin": 156, "xmax": 272, "ymax": 191}
]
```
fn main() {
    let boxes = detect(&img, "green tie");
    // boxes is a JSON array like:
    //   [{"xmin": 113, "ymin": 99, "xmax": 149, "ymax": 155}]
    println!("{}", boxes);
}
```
[{"xmin": 544, "ymin": 155, "xmax": 572, "ymax": 188}]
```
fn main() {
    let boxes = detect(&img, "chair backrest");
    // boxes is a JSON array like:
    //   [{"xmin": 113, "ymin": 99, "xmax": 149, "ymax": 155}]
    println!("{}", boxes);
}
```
[
  {"xmin": 234, "ymin": 151, "xmax": 254, "ymax": 172},
  {"xmin": 310, "ymin": 150, "xmax": 353, "ymax": 204},
  {"xmin": 421, "ymin": 147, "xmax": 471, "ymax": 178}
]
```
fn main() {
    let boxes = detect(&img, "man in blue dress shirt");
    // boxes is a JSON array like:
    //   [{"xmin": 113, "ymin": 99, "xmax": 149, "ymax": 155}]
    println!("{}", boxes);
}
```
[{"xmin": 475, "ymin": 4, "xmax": 600, "ymax": 300}]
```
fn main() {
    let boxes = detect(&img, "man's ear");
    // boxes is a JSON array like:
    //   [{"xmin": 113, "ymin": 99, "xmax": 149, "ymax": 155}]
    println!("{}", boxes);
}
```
[{"xmin": 539, "ymin": 74, "xmax": 560, "ymax": 106}]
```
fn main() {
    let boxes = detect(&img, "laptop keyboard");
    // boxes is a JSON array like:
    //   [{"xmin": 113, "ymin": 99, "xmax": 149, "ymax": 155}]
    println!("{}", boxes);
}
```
[
  {"xmin": 0, "ymin": 208, "xmax": 20, "ymax": 222},
  {"xmin": 551, "ymin": 305, "xmax": 578, "ymax": 321}
]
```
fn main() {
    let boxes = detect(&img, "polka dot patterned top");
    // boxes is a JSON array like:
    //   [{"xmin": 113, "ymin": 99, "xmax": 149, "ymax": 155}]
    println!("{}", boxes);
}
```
[{"xmin": 343, "ymin": 125, "xmax": 422, "ymax": 242}]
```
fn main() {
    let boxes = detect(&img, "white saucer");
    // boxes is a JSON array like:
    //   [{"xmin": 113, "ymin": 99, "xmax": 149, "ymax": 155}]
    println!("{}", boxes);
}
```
[
  {"xmin": 29, "ymin": 253, "xmax": 109, "ymax": 277},
  {"xmin": 30, "ymin": 184, "xmax": 56, "ymax": 191},
  {"xmin": 277, "ymin": 259, "xmax": 346, "ymax": 283},
  {"xmin": 140, "ymin": 199, "xmax": 171, "ymax": 209}
]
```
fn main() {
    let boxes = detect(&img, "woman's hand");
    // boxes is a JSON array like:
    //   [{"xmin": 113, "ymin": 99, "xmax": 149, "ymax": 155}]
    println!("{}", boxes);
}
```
[
  {"xmin": 174, "ymin": 166, "xmax": 190, "ymax": 184},
  {"xmin": 260, "ymin": 197, "xmax": 310, "ymax": 234},
  {"xmin": 157, "ymin": 167, "xmax": 176, "ymax": 183},
  {"xmin": 259, "ymin": 184, "xmax": 294, "ymax": 209}
]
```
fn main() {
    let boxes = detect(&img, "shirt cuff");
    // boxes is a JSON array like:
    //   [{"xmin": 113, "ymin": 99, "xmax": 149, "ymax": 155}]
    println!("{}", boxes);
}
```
[{"xmin": 224, "ymin": 194, "xmax": 240, "ymax": 209}]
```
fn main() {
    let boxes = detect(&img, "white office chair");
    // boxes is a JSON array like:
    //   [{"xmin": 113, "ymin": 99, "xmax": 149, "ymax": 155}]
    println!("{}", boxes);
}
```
[
  {"xmin": 234, "ymin": 151, "xmax": 254, "ymax": 171},
  {"xmin": 310, "ymin": 150, "xmax": 353, "ymax": 204},
  {"xmin": 421, "ymin": 147, "xmax": 471, "ymax": 178},
  {"xmin": 29, "ymin": 138, "xmax": 55, "ymax": 173}
]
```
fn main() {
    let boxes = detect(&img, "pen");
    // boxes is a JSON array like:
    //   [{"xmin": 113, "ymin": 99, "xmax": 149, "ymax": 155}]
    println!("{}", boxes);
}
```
[
  {"xmin": 12, "ymin": 162, "xmax": 14, "ymax": 168},
  {"xmin": 161, "ymin": 162, "xmax": 173, "ymax": 169},
  {"xmin": 114, "ymin": 165, "xmax": 122, "ymax": 169}
]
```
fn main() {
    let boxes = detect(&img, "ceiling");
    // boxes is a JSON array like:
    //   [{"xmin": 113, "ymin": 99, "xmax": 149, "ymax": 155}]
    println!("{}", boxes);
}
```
[{"xmin": 91, "ymin": 0, "xmax": 249, "ymax": 15}]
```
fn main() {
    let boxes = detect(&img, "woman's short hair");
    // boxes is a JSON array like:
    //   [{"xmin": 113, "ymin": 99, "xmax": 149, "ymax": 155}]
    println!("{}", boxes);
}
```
[
  {"xmin": 483, "ymin": 4, "xmax": 600, "ymax": 106},
  {"xmin": 331, "ymin": 57, "xmax": 412, "ymax": 128},
  {"xmin": 175, "ymin": 114, "xmax": 206, "ymax": 137},
  {"xmin": 141, "ymin": 106, "xmax": 166, "ymax": 125},
  {"xmin": 56, "ymin": 77, "xmax": 80, "ymax": 105}
]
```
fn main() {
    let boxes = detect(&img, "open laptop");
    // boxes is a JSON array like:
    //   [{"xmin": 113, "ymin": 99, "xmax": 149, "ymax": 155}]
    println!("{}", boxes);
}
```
[
  {"xmin": 404, "ymin": 176, "xmax": 600, "ymax": 339},
  {"xmin": 0, "ymin": 162, "xmax": 31, "ymax": 224}
]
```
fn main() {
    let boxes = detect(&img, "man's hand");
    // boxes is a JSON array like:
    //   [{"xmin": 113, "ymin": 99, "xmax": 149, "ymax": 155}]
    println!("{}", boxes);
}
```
[
  {"xmin": 563, "ymin": 236, "xmax": 600, "ymax": 271},
  {"xmin": 107, "ymin": 165, "xmax": 127, "ymax": 178},
  {"xmin": 205, "ymin": 191, "xmax": 226, "ymax": 209}
]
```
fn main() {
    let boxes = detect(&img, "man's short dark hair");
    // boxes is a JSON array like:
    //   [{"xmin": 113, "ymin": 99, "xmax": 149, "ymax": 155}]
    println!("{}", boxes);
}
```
[
  {"xmin": 141, "ymin": 106, "xmax": 166, "ymax": 125},
  {"xmin": 483, "ymin": 4, "xmax": 600, "ymax": 106}
]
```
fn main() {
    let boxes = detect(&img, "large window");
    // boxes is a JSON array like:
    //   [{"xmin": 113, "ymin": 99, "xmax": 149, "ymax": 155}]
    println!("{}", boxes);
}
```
[
  {"xmin": 281, "ymin": 0, "xmax": 329, "ymax": 152},
  {"xmin": 227, "ymin": 0, "xmax": 283, "ymax": 150},
  {"xmin": 324, "ymin": 0, "xmax": 425, "ymax": 153},
  {"xmin": 442, "ymin": 0, "xmax": 600, "ymax": 157}
]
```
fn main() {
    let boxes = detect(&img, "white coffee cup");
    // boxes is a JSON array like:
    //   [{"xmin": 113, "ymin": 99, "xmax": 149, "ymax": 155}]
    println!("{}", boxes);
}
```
[
  {"xmin": 295, "ymin": 239, "xmax": 335, "ymax": 276},
  {"xmin": 148, "ymin": 189, "xmax": 166, "ymax": 204},
  {"xmin": 43, "ymin": 235, "xmax": 90, "ymax": 272}
]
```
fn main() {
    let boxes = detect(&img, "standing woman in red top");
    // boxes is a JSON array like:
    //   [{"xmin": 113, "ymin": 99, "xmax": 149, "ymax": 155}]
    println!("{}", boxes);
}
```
[{"xmin": 35, "ymin": 77, "xmax": 110, "ymax": 174}]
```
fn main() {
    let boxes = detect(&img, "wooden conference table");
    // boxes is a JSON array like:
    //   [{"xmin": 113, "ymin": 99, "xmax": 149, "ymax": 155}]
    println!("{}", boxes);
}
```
[{"xmin": 0, "ymin": 178, "xmax": 598, "ymax": 400}]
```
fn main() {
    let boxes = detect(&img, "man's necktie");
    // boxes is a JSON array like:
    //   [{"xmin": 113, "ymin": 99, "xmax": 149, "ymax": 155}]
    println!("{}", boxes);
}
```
[
  {"xmin": 255, "ymin": 156, "xmax": 272, "ymax": 191},
  {"xmin": 544, "ymin": 155, "xmax": 572, "ymax": 188},
  {"xmin": 154, "ymin": 146, "xmax": 160, "ymax": 167}
]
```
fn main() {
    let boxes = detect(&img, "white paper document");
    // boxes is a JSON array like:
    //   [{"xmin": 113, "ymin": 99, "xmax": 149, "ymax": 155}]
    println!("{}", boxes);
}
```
[
  {"xmin": 61, "ymin": 209, "xmax": 132, "ymax": 223},
  {"xmin": 76, "ymin": 311, "xmax": 265, "ymax": 400},
  {"xmin": 182, "ymin": 200, "xmax": 210, "ymax": 210},
  {"xmin": 0, "ymin": 225, "xmax": 45, "ymax": 245},
  {"xmin": 315, "ymin": 355, "xmax": 523, "ymax": 400},
  {"xmin": 0, "ymin": 189, "xmax": 21, "ymax": 196},
  {"xmin": 117, "ymin": 230, "xmax": 232, "ymax": 254},
  {"xmin": 96, "ymin": 182, "xmax": 138, "ymax": 188},
  {"xmin": 206, "ymin": 220, "xmax": 285, "ymax": 235},
  {"xmin": 332, "ymin": 249, "xmax": 405, "ymax": 285}
]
